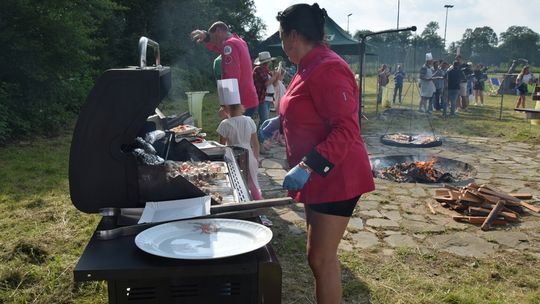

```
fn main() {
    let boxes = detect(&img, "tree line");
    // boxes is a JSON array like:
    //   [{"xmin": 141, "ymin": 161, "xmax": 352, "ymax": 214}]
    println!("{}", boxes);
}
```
[
  {"xmin": 1, "ymin": 0, "xmax": 539, "ymax": 145},
  {"xmin": 354, "ymin": 21, "xmax": 540, "ymax": 74},
  {"xmin": 0, "ymin": 0, "xmax": 264, "ymax": 144}
]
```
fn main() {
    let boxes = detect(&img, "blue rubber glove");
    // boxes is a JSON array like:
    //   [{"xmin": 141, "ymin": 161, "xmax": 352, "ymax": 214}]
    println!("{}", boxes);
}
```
[
  {"xmin": 283, "ymin": 164, "xmax": 311, "ymax": 190},
  {"xmin": 258, "ymin": 117, "xmax": 280, "ymax": 142}
]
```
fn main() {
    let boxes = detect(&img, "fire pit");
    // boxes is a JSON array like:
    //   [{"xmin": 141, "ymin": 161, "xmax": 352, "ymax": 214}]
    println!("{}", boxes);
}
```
[
  {"xmin": 370, "ymin": 155, "xmax": 476, "ymax": 184},
  {"xmin": 380, "ymin": 133, "xmax": 442, "ymax": 148}
]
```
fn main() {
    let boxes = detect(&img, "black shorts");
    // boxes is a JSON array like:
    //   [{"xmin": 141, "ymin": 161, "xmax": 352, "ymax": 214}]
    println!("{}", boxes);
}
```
[
  {"xmin": 517, "ymin": 83, "xmax": 528, "ymax": 95},
  {"xmin": 306, "ymin": 196, "xmax": 360, "ymax": 217},
  {"xmin": 473, "ymin": 82, "xmax": 484, "ymax": 91}
]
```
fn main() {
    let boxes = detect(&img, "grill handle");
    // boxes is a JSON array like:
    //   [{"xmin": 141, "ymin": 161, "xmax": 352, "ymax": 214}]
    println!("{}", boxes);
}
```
[{"xmin": 138, "ymin": 36, "xmax": 161, "ymax": 68}]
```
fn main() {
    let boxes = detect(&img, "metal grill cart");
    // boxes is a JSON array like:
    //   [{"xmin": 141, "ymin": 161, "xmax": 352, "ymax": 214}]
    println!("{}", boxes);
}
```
[
  {"xmin": 74, "ymin": 219, "xmax": 281, "ymax": 304},
  {"xmin": 69, "ymin": 37, "xmax": 285, "ymax": 303}
]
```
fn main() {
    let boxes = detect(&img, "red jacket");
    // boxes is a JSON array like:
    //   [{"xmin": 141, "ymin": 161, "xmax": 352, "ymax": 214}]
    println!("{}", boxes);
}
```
[{"xmin": 279, "ymin": 45, "xmax": 375, "ymax": 204}]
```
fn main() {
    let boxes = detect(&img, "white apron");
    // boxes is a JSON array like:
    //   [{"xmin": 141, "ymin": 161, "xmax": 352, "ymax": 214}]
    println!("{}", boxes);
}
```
[{"xmin": 420, "ymin": 66, "xmax": 436, "ymax": 97}]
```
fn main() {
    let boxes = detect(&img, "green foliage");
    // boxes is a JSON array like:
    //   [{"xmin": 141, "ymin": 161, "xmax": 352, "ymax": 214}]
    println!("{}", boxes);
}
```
[
  {"xmin": 456, "ymin": 26, "xmax": 499, "ymax": 65},
  {"xmin": 420, "ymin": 21, "xmax": 445, "ymax": 53},
  {"xmin": 0, "ymin": 0, "xmax": 120, "ymax": 144},
  {"xmin": 355, "ymin": 22, "xmax": 540, "ymax": 70},
  {"xmin": 0, "ymin": 0, "xmax": 264, "ymax": 145},
  {"xmin": 500, "ymin": 26, "xmax": 540, "ymax": 64},
  {"xmin": 3, "ymin": 0, "xmax": 538, "ymax": 147},
  {"xmin": 0, "ymin": 83, "xmax": 11, "ymax": 142}
]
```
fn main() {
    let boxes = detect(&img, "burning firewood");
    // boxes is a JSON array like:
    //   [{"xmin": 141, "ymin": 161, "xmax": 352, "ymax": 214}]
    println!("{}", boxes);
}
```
[
  {"xmin": 433, "ymin": 183, "xmax": 539, "ymax": 230},
  {"xmin": 378, "ymin": 158, "xmax": 455, "ymax": 183}
]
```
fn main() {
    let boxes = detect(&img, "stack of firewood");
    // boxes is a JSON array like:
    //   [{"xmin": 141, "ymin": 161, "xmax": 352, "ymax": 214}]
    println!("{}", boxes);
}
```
[{"xmin": 433, "ymin": 183, "xmax": 539, "ymax": 231}]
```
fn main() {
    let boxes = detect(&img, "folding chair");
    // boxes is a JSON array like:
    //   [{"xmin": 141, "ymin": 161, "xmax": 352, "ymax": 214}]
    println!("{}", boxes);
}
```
[{"xmin": 488, "ymin": 77, "xmax": 501, "ymax": 96}]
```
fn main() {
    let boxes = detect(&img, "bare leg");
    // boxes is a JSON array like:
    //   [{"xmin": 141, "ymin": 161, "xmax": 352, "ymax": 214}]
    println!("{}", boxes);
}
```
[
  {"xmin": 461, "ymin": 96, "xmax": 468, "ymax": 109},
  {"xmin": 419, "ymin": 98, "xmax": 426, "ymax": 112},
  {"xmin": 305, "ymin": 206, "xmax": 350, "ymax": 304},
  {"xmin": 479, "ymin": 90, "xmax": 484, "ymax": 105},
  {"xmin": 248, "ymin": 176, "xmax": 263, "ymax": 200},
  {"xmin": 516, "ymin": 96, "xmax": 525, "ymax": 108}
]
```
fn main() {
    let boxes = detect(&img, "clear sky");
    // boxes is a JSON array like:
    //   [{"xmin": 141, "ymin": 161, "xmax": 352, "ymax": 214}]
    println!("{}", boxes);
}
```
[{"xmin": 253, "ymin": 0, "xmax": 539, "ymax": 46}]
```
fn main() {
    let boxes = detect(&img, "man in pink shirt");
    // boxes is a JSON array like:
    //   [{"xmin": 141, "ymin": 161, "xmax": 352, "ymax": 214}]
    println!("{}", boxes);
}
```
[{"xmin": 191, "ymin": 22, "xmax": 258, "ymax": 117}]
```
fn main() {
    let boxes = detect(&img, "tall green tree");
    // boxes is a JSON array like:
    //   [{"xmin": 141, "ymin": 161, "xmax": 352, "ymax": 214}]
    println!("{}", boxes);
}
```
[
  {"xmin": 455, "ymin": 27, "xmax": 498, "ymax": 64},
  {"xmin": 0, "ymin": 0, "xmax": 265, "ymax": 144},
  {"xmin": 417, "ymin": 21, "xmax": 444, "ymax": 59},
  {"xmin": 130, "ymin": 0, "xmax": 265, "ymax": 98},
  {"xmin": 499, "ymin": 26, "xmax": 540, "ymax": 65},
  {"xmin": 0, "ymin": 0, "xmax": 120, "ymax": 143},
  {"xmin": 353, "ymin": 30, "xmax": 412, "ymax": 71}
]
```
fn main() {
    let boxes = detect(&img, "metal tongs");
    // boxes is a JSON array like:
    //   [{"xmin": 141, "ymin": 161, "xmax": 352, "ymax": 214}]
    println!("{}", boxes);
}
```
[{"xmin": 96, "ymin": 197, "xmax": 293, "ymax": 240}]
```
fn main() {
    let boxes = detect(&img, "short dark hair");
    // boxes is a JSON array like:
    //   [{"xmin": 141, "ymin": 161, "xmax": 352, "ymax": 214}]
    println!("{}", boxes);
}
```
[
  {"xmin": 276, "ymin": 3, "xmax": 327, "ymax": 43},
  {"xmin": 209, "ymin": 21, "xmax": 229, "ymax": 33}
]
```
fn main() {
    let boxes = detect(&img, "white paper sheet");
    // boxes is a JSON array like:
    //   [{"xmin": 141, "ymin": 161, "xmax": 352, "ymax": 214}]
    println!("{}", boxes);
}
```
[
  {"xmin": 138, "ymin": 196, "xmax": 211, "ymax": 224},
  {"xmin": 217, "ymin": 79, "xmax": 241, "ymax": 105}
]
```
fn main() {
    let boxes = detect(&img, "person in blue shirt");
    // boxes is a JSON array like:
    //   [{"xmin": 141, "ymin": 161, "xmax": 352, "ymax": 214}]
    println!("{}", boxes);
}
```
[{"xmin": 392, "ymin": 65, "xmax": 405, "ymax": 104}]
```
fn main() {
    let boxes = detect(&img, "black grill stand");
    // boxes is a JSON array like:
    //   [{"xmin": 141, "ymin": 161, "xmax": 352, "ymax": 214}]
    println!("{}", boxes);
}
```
[{"xmin": 74, "ymin": 217, "xmax": 281, "ymax": 304}]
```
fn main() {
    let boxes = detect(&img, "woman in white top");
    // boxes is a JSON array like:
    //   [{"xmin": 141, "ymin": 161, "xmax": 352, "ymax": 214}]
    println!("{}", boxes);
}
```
[
  {"xmin": 515, "ymin": 65, "xmax": 532, "ymax": 109},
  {"xmin": 217, "ymin": 103, "xmax": 263, "ymax": 200}
]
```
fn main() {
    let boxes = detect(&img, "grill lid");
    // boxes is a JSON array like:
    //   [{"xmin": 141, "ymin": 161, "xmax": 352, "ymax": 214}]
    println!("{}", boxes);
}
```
[{"xmin": 69, "ymin": 65, "xmax": 171, "ymax": 213}]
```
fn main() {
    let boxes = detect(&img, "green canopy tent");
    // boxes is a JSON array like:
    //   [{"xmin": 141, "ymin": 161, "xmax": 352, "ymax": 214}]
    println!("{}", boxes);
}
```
[
  {"xmin": 257, "ymin": 16, "xmax": 372, "ymax": 56},
  {"xmin": 256, "ymin": 17, "xmax": 416, "ymax": 125},
  {"xmin": 256, "ymin": 16, "xmax": 376, "ymax": 122}
]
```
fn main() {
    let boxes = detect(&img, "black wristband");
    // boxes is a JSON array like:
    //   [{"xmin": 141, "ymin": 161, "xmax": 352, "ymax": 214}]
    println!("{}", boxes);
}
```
[
  {"xmin": 302, "ymin": 149, "xmax": 334, "ymax": 177},
  {"xmin": 203, "ymin": 30, "xmax": 211, "ymax": 43}
]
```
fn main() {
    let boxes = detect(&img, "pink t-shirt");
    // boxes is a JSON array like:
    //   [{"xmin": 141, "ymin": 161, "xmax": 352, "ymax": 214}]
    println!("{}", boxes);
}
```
[{"xmin": 207, "ymin": 34, "xmax": 258, "ymax": 110}]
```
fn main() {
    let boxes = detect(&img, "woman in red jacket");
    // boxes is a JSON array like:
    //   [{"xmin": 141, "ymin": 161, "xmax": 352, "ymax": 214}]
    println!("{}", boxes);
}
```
[{"xmin": 260, "ymin": 3, "xmax": 375, "ymax": 303}]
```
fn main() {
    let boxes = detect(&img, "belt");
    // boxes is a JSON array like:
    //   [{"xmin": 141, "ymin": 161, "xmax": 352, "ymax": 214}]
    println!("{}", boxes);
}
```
[{"xmin": 266, "ymin": 93, "xmax": 275, "ymax": 97}]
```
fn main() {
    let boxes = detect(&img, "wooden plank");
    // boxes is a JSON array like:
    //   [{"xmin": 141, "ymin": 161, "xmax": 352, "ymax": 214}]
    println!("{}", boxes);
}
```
[
  {"xmin": 435, "ymin": 189, "xmax": 451, "ymax": 197},
  {"xmin": 478, "ymin": 187, "xmax": 521, "ymax": 204},
  {"xmin": 427, "ymin": 201, "xmax": 436, "ymax": 214},
  {"xmin": 452, "ymin": 215, "xmax": 507, "ymax": 225},
  {"xmin": 520, "ymin": 201, "xmax": 540, "ymax": 213},
  {"xmin": 509, "ymin": 193, "xmax": 533, "ymax": 199},
  {"xmin": 481, "ymin": 200, "xmax": 506, "ymax": 231}
]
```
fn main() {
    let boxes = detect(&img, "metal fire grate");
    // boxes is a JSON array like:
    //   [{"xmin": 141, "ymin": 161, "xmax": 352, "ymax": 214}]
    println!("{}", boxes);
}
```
[
  {"xmin": 224, "ymin": 147, "xmax": 250, "ymax": 202},
  {"xmin": 370, "ymin": 154, "xmax": 477, "ymax": 185}
]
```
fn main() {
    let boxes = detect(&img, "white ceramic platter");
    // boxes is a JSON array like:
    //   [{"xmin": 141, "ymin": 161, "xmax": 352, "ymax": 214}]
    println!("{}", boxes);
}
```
[{"xmin": 135, "ymin": 218, "xmax": 273, "ymax": 259}]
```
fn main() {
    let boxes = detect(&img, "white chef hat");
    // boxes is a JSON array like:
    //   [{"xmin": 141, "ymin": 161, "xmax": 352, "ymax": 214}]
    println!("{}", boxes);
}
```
[
  {"xmin": 217, "ymin": 78, "xmax": 241, "ymax": 105},
  {"xmin": 425, "ymin": 52, "xmax": 433, "ymax": 61}
]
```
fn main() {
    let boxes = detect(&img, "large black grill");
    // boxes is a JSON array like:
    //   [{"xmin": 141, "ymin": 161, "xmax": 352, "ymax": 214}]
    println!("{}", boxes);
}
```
[{"xmin": 69, "ymin": 37, "xmax": 282, "ymax": 304}]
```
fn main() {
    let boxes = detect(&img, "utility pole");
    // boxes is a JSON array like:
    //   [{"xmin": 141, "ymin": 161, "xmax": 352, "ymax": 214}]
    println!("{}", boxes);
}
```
[
  {"xmin": 347, "ymin": 13, "xmax": 352, "ymax": 33},
  {"xmin": 443, "ymin": 4, "xmax": 454, "ymax": 47},
  {"xmin": 397, "ymin": 0, "xmax": 400, "ymax": 29}
]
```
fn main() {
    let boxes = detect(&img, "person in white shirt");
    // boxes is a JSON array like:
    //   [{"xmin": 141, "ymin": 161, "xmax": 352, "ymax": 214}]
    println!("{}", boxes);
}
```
[
  {"xmin": 216, "ymin": 79, "xmax": 262, "ymax": 200},
  {"xmin": 515, "ymin": 65, "xmax": 533, "ymax": 109}
]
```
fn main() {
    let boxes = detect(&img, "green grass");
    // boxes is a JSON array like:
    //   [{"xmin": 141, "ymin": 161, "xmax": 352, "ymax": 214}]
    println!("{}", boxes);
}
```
[
  {"xmin": 359, "ymin": 77, "xmax": 540, "ymax": 142},
  {"xmin": 0, "ymin": 133, "xmax": 105, "ymax": 303},
  {"xmin": 0, "ymin": 76, "xmax": 538, "ymax": 303}
]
